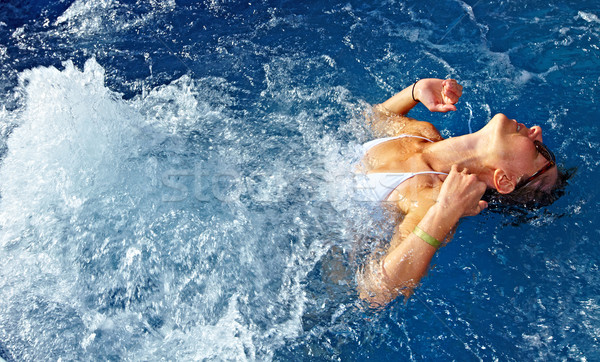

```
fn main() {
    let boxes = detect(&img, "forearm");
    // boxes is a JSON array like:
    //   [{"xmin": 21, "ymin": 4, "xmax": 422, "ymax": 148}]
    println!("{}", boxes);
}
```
[
  {"xmin": 359, "ymin": 166, "xmax": 485, "ymax": 306},
  {"xmin": 379, "ymin": 82, "xmax": 419, "ymax": 115},
  {"xmin": 382, "ymin": 203, "xmax": 461, "ymax": 294}
]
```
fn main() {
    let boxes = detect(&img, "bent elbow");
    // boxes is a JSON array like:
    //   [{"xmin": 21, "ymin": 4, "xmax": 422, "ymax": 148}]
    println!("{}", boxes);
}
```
[{"xmin": 356, "ymin": 261, "xmax": 414, "ymax": 308}]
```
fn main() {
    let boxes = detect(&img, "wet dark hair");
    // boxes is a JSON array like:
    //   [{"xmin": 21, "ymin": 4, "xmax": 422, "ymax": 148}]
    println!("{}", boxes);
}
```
[{"xmin": 482, "ymin": 165, "xmax": 575, "ymax": 210}]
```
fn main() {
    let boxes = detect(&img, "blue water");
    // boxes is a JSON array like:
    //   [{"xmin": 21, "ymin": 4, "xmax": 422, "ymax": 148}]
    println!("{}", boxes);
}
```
[{"xmin": 0, "ymin": 0, "xmax": 599, "ymax": 360}]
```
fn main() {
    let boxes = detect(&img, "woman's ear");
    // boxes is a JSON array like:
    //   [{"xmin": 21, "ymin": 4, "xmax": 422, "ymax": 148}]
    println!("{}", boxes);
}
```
[{"xmin": 493, "ymin": 169, "xmax": 517, "ymax": 194}]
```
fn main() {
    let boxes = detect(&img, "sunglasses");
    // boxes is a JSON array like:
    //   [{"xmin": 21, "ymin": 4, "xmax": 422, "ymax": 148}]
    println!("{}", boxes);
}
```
[{"xmin": 514, "ymin": 140, "xmax": 556, "ymax": 191}]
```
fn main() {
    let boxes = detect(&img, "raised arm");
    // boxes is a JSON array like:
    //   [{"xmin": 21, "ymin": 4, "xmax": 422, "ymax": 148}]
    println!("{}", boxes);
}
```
[
  {"xmin": 379, "ymin": 78, "xmax": 463, "ymax": 115},
  {"xmin": 359, "ymin": 166, "xmax": 487, "ymax": 307}
]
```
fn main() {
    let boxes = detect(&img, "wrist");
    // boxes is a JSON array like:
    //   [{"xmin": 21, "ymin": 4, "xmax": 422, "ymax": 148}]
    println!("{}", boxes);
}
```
[
  {"xmin": 411, "ymin": 80, "xmax": 420, "ymax": 103},
  {"xmin": 422, "ymin": 202, "xmax": 461, "ymax": 239}
]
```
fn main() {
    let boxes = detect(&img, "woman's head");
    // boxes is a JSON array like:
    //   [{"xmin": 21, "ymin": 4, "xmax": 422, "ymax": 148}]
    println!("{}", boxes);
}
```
[
  {"xmin": 481, "ymin": 113, "xmax": 559, "ymax": 195},
  {"xmin": 479, "ymin": 113, "xmax": 572, "ymax": 207}
]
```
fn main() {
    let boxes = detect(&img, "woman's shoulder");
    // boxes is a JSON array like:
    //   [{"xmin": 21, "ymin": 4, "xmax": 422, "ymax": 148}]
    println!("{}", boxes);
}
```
[
  {"xmin": 392, "ymin": 121, "xmax": 443, "ymax": 142},
  {"xmin": 369, "ymin": 105, "xmax": 443, "ymax": 141}
]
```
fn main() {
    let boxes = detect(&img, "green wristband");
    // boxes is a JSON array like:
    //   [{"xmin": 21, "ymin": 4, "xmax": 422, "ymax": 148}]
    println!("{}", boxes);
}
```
[{"xmin": 413, "ymin": 225, "xmax": 442, "ymax": 249}]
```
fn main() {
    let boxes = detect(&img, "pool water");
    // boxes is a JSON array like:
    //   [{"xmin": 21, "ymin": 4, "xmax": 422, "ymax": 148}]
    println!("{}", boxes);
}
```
[{"xmin": 1, "ymin": 0, "xmax": 599, "ymax": 360}]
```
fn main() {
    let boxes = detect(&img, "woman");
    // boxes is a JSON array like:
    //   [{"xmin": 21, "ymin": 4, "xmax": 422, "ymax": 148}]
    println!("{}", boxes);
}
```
[{"xmin": 357, "ymin": 78, "xmax": 560, "ymax": 306}]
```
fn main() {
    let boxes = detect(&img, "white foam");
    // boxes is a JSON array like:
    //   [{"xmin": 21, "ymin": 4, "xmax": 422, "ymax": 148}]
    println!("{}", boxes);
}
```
[
  {"xmin": 577, "ymin": 11, "xmax": 600, "ymax": 24},
  {"xmin": 53, "ymin": 0, "xmax": 175, "ymax": 37},
  {"xmin": 55, "ymin": 0, "xmax": 120, "ymax": 34},
  {"xmin": 1, "ymin": 59, "xmax": 146, "ymax": 235}
]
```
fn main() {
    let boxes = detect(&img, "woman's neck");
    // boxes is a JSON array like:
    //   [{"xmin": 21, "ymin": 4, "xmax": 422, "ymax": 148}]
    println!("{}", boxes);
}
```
[{"xmin": 423, "ymin": 132, "xmax": 496, "ymax": 186}]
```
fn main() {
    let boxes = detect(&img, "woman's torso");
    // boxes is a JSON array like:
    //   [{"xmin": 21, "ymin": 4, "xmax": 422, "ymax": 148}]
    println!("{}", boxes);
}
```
[{"xmin": 358, "ymin": 133, "xmax": 447, "ymax": 207}]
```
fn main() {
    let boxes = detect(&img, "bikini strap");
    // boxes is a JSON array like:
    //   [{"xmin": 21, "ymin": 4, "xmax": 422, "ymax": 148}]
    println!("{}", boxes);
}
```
[{"xmin": 409, "ymin": 171, "xmax": 448, "ymax": 176}]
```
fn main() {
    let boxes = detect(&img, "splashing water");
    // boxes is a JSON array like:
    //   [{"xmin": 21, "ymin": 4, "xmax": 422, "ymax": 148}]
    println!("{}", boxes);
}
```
[{"xmin": 0, "ymin": 56, "xmax": 373, "ymax": 360}]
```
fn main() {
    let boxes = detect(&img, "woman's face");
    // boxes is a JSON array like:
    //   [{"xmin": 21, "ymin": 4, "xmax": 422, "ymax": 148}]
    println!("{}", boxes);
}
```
[{"xmin": 488, "ymin": 113, "xmax": 558, "ymax": 191}]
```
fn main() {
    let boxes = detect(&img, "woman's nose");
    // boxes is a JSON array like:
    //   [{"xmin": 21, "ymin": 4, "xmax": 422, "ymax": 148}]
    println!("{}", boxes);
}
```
[{"xmin": 529, "ymin": 126, "xmax": 543, "ymax": 142}]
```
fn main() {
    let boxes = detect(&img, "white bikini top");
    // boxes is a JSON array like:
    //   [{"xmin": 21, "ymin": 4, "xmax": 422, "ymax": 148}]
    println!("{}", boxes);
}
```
[{"xmin": 356, "ymin": 134, "xmax": 448, "ymax": 203}]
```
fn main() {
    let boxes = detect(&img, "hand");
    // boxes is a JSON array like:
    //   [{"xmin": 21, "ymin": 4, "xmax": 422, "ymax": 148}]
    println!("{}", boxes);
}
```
[
  {"xmin": 414, "ymin": 78, "xmax": 463, "ymax": 113},
  {"xmin": 437, "ymin": 165, "xmax": 487, "ymax": 218}
]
